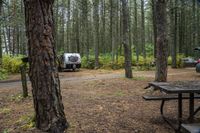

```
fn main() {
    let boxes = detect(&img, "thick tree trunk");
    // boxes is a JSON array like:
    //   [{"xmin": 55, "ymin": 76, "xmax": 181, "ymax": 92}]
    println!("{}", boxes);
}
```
[
  {"xmin": 24, "ymin": 0, "xmax": 68, "ymax": 132},
  {"xmin": 121, "ymin": 0, "xmax": 132, "ymax": 78},
  {"xmin": 155, "ymin": 0, "xmax": 168, "ymax": 82}
]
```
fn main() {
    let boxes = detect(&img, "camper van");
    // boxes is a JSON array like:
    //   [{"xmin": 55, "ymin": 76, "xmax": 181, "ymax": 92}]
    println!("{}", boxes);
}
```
[{"xmin": 58, "ymin": 53, "xmax": 81, "ymax": 71}]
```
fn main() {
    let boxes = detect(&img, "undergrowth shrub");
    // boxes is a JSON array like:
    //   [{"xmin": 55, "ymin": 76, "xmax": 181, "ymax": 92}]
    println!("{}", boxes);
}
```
[
  {"xmin": 82, "ymin": 56, "xmax": 102, "ymax": 69},
  {"xmin": 0, "ymin": 68, "xmax": 8, "ymax": 80},
  {"xmin": 177, "ymin": 54, "xmax": 185, "ymax": 68},
  {"xmin": 101, "ymin": 56, "xmax": 124, "ymax": 70},
  {"xmin": 168, "ymin": 54, "xmax": 185, "ymax": 68},
  {"xmin": 2, "ymin": 55, "xmax": 24, "ymax": 73},
  {"xmin": 82, "ymin": 54, "xmax": 156, "ymax": 70}
]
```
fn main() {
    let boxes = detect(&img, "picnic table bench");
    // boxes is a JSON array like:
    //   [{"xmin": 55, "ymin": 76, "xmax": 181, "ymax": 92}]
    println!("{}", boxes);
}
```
[
  {"xmin": 143, "ymin": 81, "xmax": 200, "ymax": 132},
  {"xmin": 181, "ymin": 123, "xmax": 200, "ymax": 133}
]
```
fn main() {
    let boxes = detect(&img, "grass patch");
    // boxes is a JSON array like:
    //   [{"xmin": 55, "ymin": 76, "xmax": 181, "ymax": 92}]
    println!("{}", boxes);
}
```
[
  {"xmin": 16, "ymin": 114, "xmax": 35, "ymax": 130},
  {"xmin": 132, "ymin": 76, "xmax": 146, "ymax": 81},
  {"xmin": 10, "ymin": 93, "xmax": 24, "ymax": 102},
  {"xmin": 2, "ymin": 129, "xmax": 10, "ymax": 133},
  {"xmin": 0, "ymin": 108, "xmax": 11, "ymax": 114},
  {"xmin": 133, "ymin": 66, "xmax": 155, "ymax": 71},
  {"xmin": 114, "ymin": 90, "xmax": 125, "ymax": 97},
  {"xmin": 0, "ymin": 68, "xmax": 8, "ymax": 80}
]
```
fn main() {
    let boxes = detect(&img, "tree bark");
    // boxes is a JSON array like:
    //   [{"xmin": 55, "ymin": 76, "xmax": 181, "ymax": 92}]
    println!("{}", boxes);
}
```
[
  {"xmin": 134, "ymin": 0, "xmax": 139, "ymax": 62},
  {"xmin": 100, "ymin": 0, "xmax": 106, "ymax": 54},
  {"xmin": 121, "ymin": 0, "xmax": 133, "ymax": 78},
  {"xmin": 20, "ymin": 64, "xmax": 28, "ymax": 98},
  {"xmin": 110, "ymin": 0, "xmax": 116, "ymax": 63},
  {"xmin": 93, "ymin": 0, "xmax": 100, "ymax": 69},
  {"xmin": 2, "ymin": 24, "xmax": 8, "ymax": 54},
  {"xmin": 151, "ymin": 0, "xmax": 157, "ymax": 59},
  {"xmin": 66, "ymin": 0, "xmax": 71, "ymax": 52},
  {"xmin": 141, "ymin": 0, "xmax": 146, "ymax": 59},
  {"xmin": 0, "ymin": 0, "xmax": 2, "ymax": 65},
  {"xmin": 61, "ymin": 0, "xmax": 65, "ymax": 52},
  {"xmin": 171, "ymin": 0, "xmax": 177, "ymax": 68},
  {"xmin": 192, "ymin": 0, "xmax": 196, "ymax": 53},
  {"xmin": 24, "ymin": 0, "xmax": 68, "ymax": 132},
  {"xmin": 155, "ymin": 0, "xmax": 168, "ymax": 82}
]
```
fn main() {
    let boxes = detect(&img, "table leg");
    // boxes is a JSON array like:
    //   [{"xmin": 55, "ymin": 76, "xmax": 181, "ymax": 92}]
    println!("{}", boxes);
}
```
[
  {"xmin": 189, "ymin": 93, "xmax": 194, "ymax": 122},
  {"xmin": 178, "ymin": 93, "xmax": 182, "ymax": 130}
]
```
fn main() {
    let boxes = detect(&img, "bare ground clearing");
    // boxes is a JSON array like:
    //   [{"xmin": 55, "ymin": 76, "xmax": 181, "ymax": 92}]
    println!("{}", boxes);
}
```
[{"xmin": 0, "ymin": 68, "xmax": 200, "ymax": 133}]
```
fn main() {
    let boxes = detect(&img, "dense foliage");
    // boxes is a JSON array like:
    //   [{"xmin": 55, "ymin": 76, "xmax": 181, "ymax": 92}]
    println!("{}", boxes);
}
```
[
  {"xmin": 0, "ymin": 68, "xmax": 7, "ymax": 80},
  {"xmin": 2, "ymin": 55, "xmax": 23, "ymax": 73},
  {"xmin": 82, "ymin": 53, "xmax": 186, "ymax": 70}
]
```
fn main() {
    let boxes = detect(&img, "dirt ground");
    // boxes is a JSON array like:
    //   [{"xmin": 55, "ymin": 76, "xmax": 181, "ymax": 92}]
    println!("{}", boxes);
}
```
[{"xmin": 1, "ymin": 68, "xmax": 200, "ymax": 133}]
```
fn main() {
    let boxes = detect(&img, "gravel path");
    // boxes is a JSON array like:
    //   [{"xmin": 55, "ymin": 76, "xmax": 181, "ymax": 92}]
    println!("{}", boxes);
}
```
[{"xmin": 0, "ymin": 70, "xmax": 194, "ymax": 88}]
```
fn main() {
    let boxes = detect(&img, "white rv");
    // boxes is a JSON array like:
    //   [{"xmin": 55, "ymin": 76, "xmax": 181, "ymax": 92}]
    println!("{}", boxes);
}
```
[{"xmin": 58, "ymin": 53, "xmax": 81, "ymax": 71}]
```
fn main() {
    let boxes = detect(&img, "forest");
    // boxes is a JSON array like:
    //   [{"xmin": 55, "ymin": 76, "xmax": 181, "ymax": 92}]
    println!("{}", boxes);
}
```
[
  {"xmin": 1, "ymin": 0, "xmax": 200, "ymax": 133},
  {"xmin": 1, "ymin": 0, "xmax": 200, "ymax": 75}
]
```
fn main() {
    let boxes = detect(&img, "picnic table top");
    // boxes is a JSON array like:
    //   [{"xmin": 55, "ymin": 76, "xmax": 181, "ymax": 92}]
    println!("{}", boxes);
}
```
[{"xmin": 149, "ymin": 81, "xmax": 200, "ymax": 94}]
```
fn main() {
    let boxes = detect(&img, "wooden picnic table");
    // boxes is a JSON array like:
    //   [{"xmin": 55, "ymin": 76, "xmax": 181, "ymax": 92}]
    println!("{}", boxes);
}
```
[{"xmin": 148, "ymin": 81, "xmax": 200, "ymax": 132}]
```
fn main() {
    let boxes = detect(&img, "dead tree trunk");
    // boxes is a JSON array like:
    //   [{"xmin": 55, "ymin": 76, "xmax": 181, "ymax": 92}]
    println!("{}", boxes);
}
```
[{"xmin": 24, "ymin": 0, "xmax": 68, "ymax": 132}]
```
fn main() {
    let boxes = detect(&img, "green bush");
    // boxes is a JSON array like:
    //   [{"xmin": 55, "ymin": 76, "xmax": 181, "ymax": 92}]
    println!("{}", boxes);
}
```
[
  {"xmin": 81, "ymin": 53, "xmax": 186, "ymax": 70},
  {"xmin": 101, "ymin": 56, "xmax": 124, "ymax": 70},
  {"xmin": 145, "ymin": 43, "xmax": 154, "ymax": 56},
  {"xmin": 132, "ymin": 55, "xmax": 154, "ymax": 66},
  {"xmin": 2, "ymin": 55, "xmax": 24, "ymax": 73},
  {"xmin": 82, "ymin": 56, "xmax": 98, "ymax": 69},
  {"xmin": 177, "ymin": 54, "xmax": 185, "ymax": 68},
  {"xmin": 168, "ymin": 54, "xmax": 186, "ymax": 68},
  {"xmin": 82, "ymin": 54, "xmax": 157, "ymax": 70},
  {"xmin": 0, "ymin": 68, "xmax": 8, "ymax": 80},
  {"xmin": 82, "ymin": 55, "xmax": 125, "ymax": 69},
  {"xmin": 168, "ymin": 56, "xmax": 172, "ymax": 65}
]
